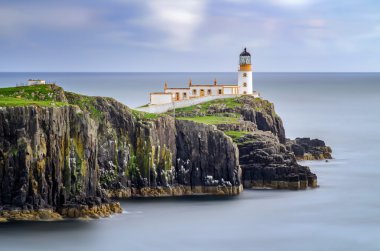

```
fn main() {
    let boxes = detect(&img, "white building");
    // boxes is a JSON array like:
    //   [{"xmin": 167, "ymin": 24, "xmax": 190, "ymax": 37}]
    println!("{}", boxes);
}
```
[
  {"xmin": 28, "ymin": 79, "xmax": 46, "ymax": 85},
  {"xmin": 149, "ymin": 48, "xmax": 258, "ymax": 105}
]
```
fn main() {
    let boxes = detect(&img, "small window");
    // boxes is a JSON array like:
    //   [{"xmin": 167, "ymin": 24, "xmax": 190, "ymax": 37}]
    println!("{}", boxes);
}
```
[
  {"xmin": 243, "ymin": 82, "xmax": 247, "ymax": 87},
  {"xmin": 193, "ymin": 89, "xmax": 197, "ymax": 95},
  {"xmin": 207, "ymin": 89, "xmax": 212, "ymax": 95},
  {"xmin": 243, "ymin": 91, "xmax": 247, "ymax": 94},
  {"xmin": 243, "ymin": 73, "xmax": 247, "ymax": 77},
  {"xmin": 218, "ymin": 89, "xmax": 222, "ymax": 95},
  {"xmin": 183, "ymin": 92, "xmax": 187, "ymax": 98}
]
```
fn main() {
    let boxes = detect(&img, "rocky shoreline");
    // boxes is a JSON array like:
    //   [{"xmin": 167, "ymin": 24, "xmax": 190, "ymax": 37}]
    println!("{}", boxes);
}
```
[
  {"xmin": 0, "ymin": 202, "xmax": 122, "ymax": 222},
  {"xmin": 106, "ymin": 185, "xmax": 243, "ymax": 198}
]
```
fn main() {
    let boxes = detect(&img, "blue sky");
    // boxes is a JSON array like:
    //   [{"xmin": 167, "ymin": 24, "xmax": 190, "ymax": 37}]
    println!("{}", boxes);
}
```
[{"xmin": 0, "ymin": 0, "xmax": 379, "ymax": 72}]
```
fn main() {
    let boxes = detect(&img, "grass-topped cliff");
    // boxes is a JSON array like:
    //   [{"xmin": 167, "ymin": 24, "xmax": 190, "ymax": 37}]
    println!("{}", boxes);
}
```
[
  {"xmin": 0, "ymin": 84, "xmax": 68, "ymax": 107},
  {"xmin": 172, "ymin": 96, "xmax": 276, "ymax": 126},
  {"xmin": 0, "ymin": 84, "xmax": 243, "ymax": 221},
  {"xmin": 0, "ymin": 84, "xmax": 160, "ymax": 122},
  {"xmin": 168, "ymin": 95, "xmax": 285, "ymax": 143}
]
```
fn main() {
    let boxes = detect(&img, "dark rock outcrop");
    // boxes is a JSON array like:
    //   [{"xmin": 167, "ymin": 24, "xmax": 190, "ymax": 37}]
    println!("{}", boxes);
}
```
[
  {"xmin": 172, "ymin": 95, "xmax": 331, "ymax": 190},
  {"xmin": 236, "ymin": 131, "xmax": 317, "ymax": 189},
  {"xmin": 286, "ymin": 138, "xmax": 332, "ymax": 160}
]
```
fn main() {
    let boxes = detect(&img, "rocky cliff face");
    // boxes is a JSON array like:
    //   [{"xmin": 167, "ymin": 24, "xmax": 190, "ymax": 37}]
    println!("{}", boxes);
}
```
[
  {"xmin": 81, "ymin": 97, "xmax": 242, "ymax": 198},
  {"xmin": 174, "ymin": 120, "xmax": 241, "ymax": 195},
  {"xmin": 0, "ymin": 105, "xmax": 122, "ymax": 221},
  {"xmin": 172, "ymin": 95, "xmax": 331, "ymax": 190},
  {"xmin": 0, "ymin": 90, "xmax": 242, "ymax": 221}
]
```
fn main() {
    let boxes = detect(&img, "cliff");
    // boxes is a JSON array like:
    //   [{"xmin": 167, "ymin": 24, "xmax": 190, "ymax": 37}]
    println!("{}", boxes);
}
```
[
  {"xmin": 172, "ymin": 95, "xmax": 332, "ymax": 190},
  {"xmin": 0, "ymin": 84, "xmax": 331, "ymax": 221},
  {"xmin": 0, "ymin": 85, "xmax": 241, "ymax": 221}
]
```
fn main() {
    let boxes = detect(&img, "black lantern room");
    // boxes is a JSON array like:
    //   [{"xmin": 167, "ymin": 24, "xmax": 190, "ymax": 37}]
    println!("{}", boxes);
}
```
[{"xmin": 239, "ymin": 48, "xmax": 251, "ymax": 65}]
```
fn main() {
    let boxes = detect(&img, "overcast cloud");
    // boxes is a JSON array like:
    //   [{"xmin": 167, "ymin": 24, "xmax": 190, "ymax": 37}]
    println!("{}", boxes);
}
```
[{"xmin": 0, "ymin": 0, "xmax": 379, "ymax": 71}]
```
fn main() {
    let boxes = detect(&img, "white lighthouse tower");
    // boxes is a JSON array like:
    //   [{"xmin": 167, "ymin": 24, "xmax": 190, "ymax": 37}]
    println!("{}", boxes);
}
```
[{"xmin": 237, "ymin": 48, "xmax": 253, "ymax": 95}]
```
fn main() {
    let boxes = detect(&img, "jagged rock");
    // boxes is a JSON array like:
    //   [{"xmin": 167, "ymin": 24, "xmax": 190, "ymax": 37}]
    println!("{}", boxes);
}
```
[
  {"xmin": 286, "ymin": 137, "xmax": 332, "ymax": 160},
  {"xmin": 235, "ymin": 131, "xmax": 318, "ymax": 189}
]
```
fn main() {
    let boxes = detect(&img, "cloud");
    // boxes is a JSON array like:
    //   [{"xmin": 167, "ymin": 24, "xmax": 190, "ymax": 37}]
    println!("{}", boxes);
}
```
[
  {"xmin": 0, "ymin": 5, "xmax": 100, "ymax": 38},
  {"xmin": 135, "ymin": 0, "xmax": 207, "ymax": 50},
  {"xmin": 269, "ymin": 0, "xmax": 316, "ymax": 7},
  {"xmin": 221, "ymin": 0, "xmax": 317, "ymax": 8}
]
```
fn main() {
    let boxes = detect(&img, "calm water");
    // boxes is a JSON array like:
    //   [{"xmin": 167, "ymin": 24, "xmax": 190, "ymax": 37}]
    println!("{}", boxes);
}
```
[{"xmin": 0, "ymin": 73, "xmax": 379, "ymax": 251}]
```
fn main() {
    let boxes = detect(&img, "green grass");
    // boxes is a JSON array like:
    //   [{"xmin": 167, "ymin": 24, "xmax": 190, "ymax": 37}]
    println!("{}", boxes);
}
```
[
  {"xmin": 224, "ymin": 131, "xmax": 251, "ymax": 140},
  {"xmin": 0, "ymin": 85, "xmax": 68, "ymax": 107},
  {"xmin": 132, "ymin": 109, "xmax": 161, "ymax": 120},
  {"xmin": 0, "ymin": 84, "xmax": 61, "ymax": 101},
  {"xmin": 0, "ymin": 97, "xmax": 67, "ymax": 107},
  {"xmin": 173, "ymin": 97, "xmax": 241, "ymax": 113},
  {"xmin": 176, "ymin": 116, "xmax": 239, "ymax": 125}
]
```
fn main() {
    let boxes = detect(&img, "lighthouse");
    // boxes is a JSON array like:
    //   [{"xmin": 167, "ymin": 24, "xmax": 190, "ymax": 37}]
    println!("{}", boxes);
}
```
[
  {"xmin": 146, "ymin": 47, "xmax": 260, "ymax": 109},
  {"xmin": 238, "ymin": 48, "xmax": 253, "ymax": 95}
]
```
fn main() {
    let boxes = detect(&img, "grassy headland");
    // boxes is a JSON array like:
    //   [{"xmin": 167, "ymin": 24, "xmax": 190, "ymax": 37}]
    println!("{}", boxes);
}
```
[{"xmin": 0, "ymin": 84, "xmax": 67, "ymax": 107}]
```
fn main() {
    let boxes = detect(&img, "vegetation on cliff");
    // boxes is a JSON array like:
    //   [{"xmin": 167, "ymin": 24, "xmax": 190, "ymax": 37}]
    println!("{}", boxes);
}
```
[
  {"xmin": 0, "ymin": 84, "xmax": 68, "ymax": 107},
  {"xmin": 172, "ymin": 96, "xmax": 274, "ymax": 116},
  {"xmin": 177, "ymin": 115, "xmax": 240, "ymax": 125}
]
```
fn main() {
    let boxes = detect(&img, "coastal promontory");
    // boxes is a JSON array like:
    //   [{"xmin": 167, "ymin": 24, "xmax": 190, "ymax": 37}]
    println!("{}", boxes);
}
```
[{"xmin": 0, "ymin": 84, "xmax": 331, "ymax": 221}]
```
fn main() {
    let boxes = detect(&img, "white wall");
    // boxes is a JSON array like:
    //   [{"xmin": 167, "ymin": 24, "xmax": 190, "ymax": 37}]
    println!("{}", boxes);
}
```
[
  {"xmin": 28, "ymin": 80, "xmax": 46, "ymax": 85},
  {"xmin": 166, "ymin": 86, "xmax": 226, "ymax": 99},
  {"xmin": 136, "ymin": 94, "xmax": 241, "ymax": 114},
  {"xmin": 238, "ymin": 70, "xmax": 253, "ymax": 94},
  {"xmin": 165, "ymin": 89, "xmax": 191, "ymax": 100},
  {"xmin": 223, "ymin": 86, "xmax": 239, "ymax": 95},
  {"xmin": 150, "ymin": 93, "xmax": 172, "ymax": 105},
  {"xmin": 223, "ymin": 88, "xmax": 233, "ymax": 95},
  {"xmin": 189, "ymin": 86, "xmax": 224, "ymax": 97}
]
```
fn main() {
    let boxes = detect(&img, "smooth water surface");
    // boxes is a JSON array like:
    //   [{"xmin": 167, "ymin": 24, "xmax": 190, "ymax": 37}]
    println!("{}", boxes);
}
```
[{"xmin": 0, "ymin": 73, "xmax": 379, "ymax": 251}]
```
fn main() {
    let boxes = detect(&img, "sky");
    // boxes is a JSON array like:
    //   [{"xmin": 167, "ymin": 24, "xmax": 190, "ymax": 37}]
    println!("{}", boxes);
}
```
[{"xmin": 0, "ymin": 0, "xmax": 379, "ymax": 72}]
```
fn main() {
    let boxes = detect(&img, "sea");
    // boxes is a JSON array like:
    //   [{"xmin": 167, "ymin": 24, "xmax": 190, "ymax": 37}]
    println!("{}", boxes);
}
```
[{"xmin": 0, "ymin": 72, "xmax": 379, "ymax": 251}]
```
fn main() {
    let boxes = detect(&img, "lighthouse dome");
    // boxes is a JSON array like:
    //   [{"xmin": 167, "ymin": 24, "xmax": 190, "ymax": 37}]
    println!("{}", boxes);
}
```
[
  {"xmin": 240, "ymin": 48, "xmax": 251, "ymax": 57},
  {"xmin": 239, "ymin": 47, "xmax": 251, "ymax": 65}
]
